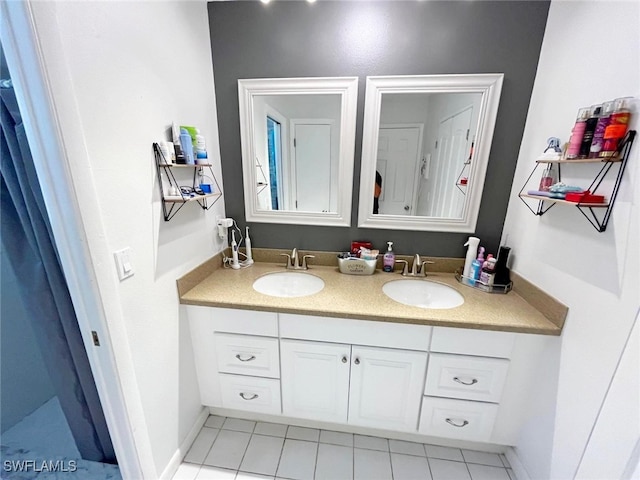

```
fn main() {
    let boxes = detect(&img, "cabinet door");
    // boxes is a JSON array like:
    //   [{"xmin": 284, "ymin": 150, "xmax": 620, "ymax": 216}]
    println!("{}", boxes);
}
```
[
  {"xmin": 348, "ymin": 346, "xmax": 427, "ymax": 431},
  {"xmin": 280, "ymin": 339, "xmax": 351, "ymax": 423}
]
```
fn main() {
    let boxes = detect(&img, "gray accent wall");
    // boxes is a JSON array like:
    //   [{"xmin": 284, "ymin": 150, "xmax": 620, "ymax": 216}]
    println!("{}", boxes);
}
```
[{"xmin": 208, "ymin": 1, "xmax": 549, "ymax": 257}]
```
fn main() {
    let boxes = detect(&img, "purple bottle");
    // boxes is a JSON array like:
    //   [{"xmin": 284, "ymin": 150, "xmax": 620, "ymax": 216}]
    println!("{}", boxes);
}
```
[{"xmin": 589, "ymin": 101, "xmax": 614, "ymax": 158}]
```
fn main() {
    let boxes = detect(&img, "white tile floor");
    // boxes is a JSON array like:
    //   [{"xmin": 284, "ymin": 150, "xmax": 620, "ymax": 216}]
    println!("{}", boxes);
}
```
[{"xmin": 174, "ymin": 415, "xmax": 516, "ymax": 480}]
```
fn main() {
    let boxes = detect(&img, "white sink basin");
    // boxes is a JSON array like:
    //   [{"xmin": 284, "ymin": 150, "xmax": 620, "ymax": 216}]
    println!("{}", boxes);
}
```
[
  {"xmin": 382, "ymin": 279, "xmax": 464, "ymax": 309},
  {"xmin": 253, "ymin": 272, "xmax": 325, "ymax": 298}
]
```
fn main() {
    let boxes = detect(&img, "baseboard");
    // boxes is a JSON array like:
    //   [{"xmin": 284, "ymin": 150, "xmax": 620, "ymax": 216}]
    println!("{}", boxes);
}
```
[
  {"xmin": 159, "ymin": 407, "xmax": 209, "ymax": 480},
  {"xmin": 505, "ymin": 447, "xmax": 531, "ymax": 480}
]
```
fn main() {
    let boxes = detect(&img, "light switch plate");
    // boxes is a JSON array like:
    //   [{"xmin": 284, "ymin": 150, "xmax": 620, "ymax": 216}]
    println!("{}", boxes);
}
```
[{"xmin": 114, "ymin": 247, "xmax": 134, "ymax": 281}]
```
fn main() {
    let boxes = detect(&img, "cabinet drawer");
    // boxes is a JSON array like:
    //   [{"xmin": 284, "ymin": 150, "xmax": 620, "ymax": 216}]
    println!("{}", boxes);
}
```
[
  {"xmin": 219, "ymin": 374, "xmax": 281, "ymax": 415},
  {"xmin": 431, "ymin": 327, "xmax": 515, "ymax": 358},
  {"xmin": 215, "ymin": 333, "xmax": 279, "ymax": 378},
  {"xmin": 419, "ymin": 397, "xmax": 498, "ymax": 442},
  {"xmin": 424, "ymin": 353, "xmax": 509, "ymax": 403},
  {"xmin": 280, "ymin": 314, "xmax": 432, "ymax": 351},
  {"xmin": 211, "ymin": 307, "xmax": 278, "ymax": 337}
]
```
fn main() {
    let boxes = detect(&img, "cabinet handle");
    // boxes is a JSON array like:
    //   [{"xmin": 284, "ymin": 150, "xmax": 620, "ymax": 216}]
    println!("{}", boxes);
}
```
[
  {"xmin": 354, "ymin": 358, "xmax": 360, "ymax": 365},
  {"xmin": 342, "ymin": 356, "xmax": 348, "ymax": 363},
  {"xmin": 445, "ymin": 418, "xmax": 469, "ymax": 428},
  {"xmin": 235, "ymin": 354, "xmax": 256, "ymax": 362},
  {"xmin": 239, "ymin": 392, "xmax": 259, "ymax": 401},
  {"xmin": 453, "ymin": 376, "xmax": 478, "ymax": 386}
]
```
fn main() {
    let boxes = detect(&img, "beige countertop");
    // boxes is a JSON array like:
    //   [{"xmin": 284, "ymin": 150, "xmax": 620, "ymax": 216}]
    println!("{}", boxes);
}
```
[{"xmin": 178, "ymin": 251, "xmax": 566, "ymax": 336}]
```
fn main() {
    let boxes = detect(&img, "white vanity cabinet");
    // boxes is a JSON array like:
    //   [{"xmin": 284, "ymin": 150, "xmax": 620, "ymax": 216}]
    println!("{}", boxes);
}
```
[
  {"xmin": 187, "ymin": 305, "xmax": 552, "ymax": 447},
  {"xmin": 280, "ymin": 339, "xmax": 427, "ymax": 431}
]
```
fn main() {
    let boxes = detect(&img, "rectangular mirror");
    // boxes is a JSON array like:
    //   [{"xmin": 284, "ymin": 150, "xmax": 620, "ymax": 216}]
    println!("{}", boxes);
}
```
[
  {"xmin": 238, "ymin": 77, "xmax": 358, "ymax": 226},
  {"xmin": 358, "ymin": 74, "xmax": 503, "ymax": 232}
]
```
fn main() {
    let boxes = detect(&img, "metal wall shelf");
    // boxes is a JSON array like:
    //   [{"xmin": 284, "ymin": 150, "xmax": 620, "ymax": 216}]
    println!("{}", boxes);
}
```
[
  {"xmin": 153, "ymin": 143, "xmax": 222, "ymax": 221},
  {"xmin": 518, "ymin": 130, "xmax": 636, "ymax": 232}
]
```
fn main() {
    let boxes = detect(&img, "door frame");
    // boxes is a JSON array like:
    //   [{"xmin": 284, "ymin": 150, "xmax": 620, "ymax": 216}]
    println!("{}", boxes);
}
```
[
  {"xmin": 1, "ymin": 2, "xmax": 146, "ymax": 478},
  {"xmin": 378, "ymin": 123, "xmax": 424, "ymax": 216}
]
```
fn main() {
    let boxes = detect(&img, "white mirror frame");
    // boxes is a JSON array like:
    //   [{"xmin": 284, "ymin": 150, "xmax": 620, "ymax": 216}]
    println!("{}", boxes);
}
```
[
  {"xmin": 238, "ymin": 77, "xmax": 358, "ymax": 227},
  {"xmin": 357, "ymin": 74, "xmax": 504, "ymax": 233}
]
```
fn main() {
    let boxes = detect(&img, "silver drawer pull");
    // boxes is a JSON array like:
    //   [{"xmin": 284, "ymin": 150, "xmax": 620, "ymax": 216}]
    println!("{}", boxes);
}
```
[
  {"xmin": 239, "ymin": 392, "xmax": 259, "ymax": 401},
  {"xmin": 235, "ymin": 354, "xmax": 256, "ymax": 362},
  {"xmin": 342, "ymin": 356, "xmax": 348, "ymax": 363},
  {"xmin": 446, "ymin": 418, "xmax": 469, "ymax": 428},
  {"xmin": 453, "ymin": 376, "xmax": 478, "ymax": 386}
]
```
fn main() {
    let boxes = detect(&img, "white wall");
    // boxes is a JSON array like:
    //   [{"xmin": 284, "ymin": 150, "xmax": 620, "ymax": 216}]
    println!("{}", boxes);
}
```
[
  {"xmin": 25, "ymin": 1, "xmax": 225, "ymax": 477},
  {"xmin": 502, "ymin": 1, "xmax": 640, "ymax": 479}
]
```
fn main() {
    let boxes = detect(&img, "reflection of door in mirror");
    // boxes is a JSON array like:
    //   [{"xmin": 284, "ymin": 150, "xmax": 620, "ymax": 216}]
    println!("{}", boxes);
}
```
[
  {"xmin": 376, "ymin": 125, "xmax": 423, "ymax": 215},
  {"xmin": 293, "ymin": 122, "xmax": 332, "ymax": 212},
  {"xmin": 422, "ymin": 105, "xmax": 473, "ymax": 218}
]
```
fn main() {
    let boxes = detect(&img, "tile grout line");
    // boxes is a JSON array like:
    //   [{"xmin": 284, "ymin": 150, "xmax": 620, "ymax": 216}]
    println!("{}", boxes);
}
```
[{"xmin": 187, "ymin": 418, "xmax": 517, "ymax": 480}]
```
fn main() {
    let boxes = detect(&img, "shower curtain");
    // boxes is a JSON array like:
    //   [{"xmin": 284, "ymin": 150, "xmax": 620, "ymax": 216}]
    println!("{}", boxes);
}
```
[{"xmin": 0, "ymin": 62, "xmax": 116, "ymax": 462}]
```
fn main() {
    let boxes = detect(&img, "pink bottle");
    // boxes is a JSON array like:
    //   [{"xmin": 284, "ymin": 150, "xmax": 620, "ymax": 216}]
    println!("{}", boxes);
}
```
[{"xmin": 566, "ymin": 107, "xmax": 590, "ymax": 159}]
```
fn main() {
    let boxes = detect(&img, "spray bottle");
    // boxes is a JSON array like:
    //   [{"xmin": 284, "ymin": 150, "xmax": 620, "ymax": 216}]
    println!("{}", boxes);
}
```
[{"xmin": 463, "ymin": 236, "xmax": 480, "ymax": 281}]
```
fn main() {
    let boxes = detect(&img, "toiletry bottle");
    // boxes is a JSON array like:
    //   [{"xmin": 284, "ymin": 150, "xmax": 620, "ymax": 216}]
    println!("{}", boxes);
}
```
[
  {"xmin": 479, "ymin": 256, "xmax": 497, "ymax": 286},
  {"xmin": 589, "ymin": 101, "xmax": 614, "ymax": 158},
  {"xmin": 462, "ymin": 236, "xmax": 480, "ymax": 280},
  {"xmin": 195, "ymin": 129, "xmax": 208, "ymax": 162},
  {"xmin": 578, "ymin": 105, "xmax": 601, "ymax": 158},
  {"xmin": 470, "ymin": 247, "xmax": 485, "ymax": 284},
  {"xmin": 158, "ymin": 141, "xmax": 172, "ymax": 165},
  {"xmin": 180, "ymin": 128, "xmax": 195, "ymax": 165},
  {"xmin": 538, "ymin": 163, "xmax": 557, "ymax": 192},
  {"xmin": 566, "ymin": 107, "xmax": 590, "ymax": 159},
  {"xmin": 493, "ymin": 246, "xmax": 511, "ymax": 286},
  {"xmin": 600, "ymin": 97, "xmax": 632, "ymax": 158},
  {"xmin": 383, "ymin": 242, "xmax": 395, "ymax": 272}
]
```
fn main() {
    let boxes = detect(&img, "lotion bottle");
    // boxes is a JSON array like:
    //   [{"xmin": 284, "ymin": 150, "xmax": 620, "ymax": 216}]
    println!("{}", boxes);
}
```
[
  {"xmin": 180, "ymin": 128, "xmax": 195, "ymax": 165},
  {"xmin": 383, "ymin": 242, "xmax": 395, "ymax": 272}
]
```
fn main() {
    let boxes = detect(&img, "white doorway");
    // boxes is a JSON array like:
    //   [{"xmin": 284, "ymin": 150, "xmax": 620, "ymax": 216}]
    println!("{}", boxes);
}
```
[{"xmin": 376, "ymin": 125, "xmax": 423, "ymax": 215}]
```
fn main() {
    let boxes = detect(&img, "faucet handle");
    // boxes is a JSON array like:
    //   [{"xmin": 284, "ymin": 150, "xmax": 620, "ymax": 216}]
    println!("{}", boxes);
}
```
[
  {"xmin": 280, "ymin": 253, "xmax": 292, "ymax": 269},
  {"xmin": 420, "ymin": 260, "xmax": 435, "ymax": 276},
  {"xmin": 395, "ymin": 259, "xmax": 409, "ymax": 275},
  {"xmin": 302, "ymin": 255, "xmax": 315, "ymax": 270}
]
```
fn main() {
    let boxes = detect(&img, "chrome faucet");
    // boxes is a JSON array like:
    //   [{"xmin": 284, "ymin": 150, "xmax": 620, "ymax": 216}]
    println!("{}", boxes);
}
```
[
  {"xmin": 281, "ymin": 248, "xmax": 315, "ymax": 270},
  {"xmin": 395, "ymin": 254, "xmax": 434, "ymax": 277}
]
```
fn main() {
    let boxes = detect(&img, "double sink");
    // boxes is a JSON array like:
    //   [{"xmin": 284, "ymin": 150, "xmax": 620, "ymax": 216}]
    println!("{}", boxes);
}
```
[{"xmin": 252, "ymin": 271, "xmax": 464, "ymax": 310}]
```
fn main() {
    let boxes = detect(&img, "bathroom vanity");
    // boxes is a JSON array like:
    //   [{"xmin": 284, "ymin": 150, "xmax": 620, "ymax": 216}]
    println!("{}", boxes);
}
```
[{"xmin": 179, "ymin": 253, "xmax": 565, "ymax": 447}]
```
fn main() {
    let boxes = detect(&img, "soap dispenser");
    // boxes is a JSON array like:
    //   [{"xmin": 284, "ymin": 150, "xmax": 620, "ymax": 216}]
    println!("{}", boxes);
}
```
[{"xmin": 383, "ymin": 241, "xmax": 395, "ymax": 272}]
